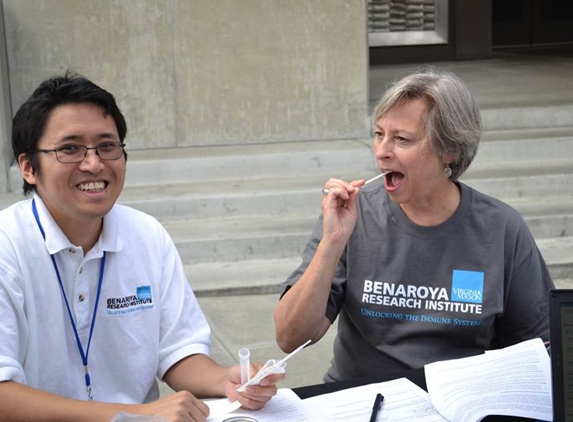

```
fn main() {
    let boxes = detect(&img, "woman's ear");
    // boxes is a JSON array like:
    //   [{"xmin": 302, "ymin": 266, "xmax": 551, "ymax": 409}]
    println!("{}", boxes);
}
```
[{"xmin": 444, "ymin": 152, "xmax": 458, "ymax": 167}]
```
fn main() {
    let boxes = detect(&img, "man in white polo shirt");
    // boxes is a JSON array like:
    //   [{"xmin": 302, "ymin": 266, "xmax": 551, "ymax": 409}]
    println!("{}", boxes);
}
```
[{"xmin": 0, "ymin": 72, "xmax": 283, "ymax": 421}]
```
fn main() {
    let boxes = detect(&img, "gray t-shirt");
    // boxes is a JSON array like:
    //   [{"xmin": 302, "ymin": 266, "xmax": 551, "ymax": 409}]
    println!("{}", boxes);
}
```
[{"xmin": 281, "ymin": 182, "xmax": 554, "ymax": 382}]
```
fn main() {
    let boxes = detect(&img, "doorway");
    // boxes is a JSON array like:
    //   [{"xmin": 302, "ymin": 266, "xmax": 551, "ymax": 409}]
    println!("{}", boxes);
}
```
[{"xmin": 493, "ymin": 0, "xmax": 573, "ymax": 48}]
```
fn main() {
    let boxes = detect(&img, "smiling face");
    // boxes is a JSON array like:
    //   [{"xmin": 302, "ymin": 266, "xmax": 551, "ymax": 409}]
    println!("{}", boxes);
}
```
[
  {"xmin": 374, "ymin": 98, "xmax": 457, "ymax": 220},
  {"xmin": 18, "ymin": 102, "xmax": 126, "ymax": 245}
]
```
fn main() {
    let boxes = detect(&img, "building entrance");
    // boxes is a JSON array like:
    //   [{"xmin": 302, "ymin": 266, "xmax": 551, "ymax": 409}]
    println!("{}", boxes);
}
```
[{"xmin": 493, "ymin": 0, "xmax": 573, "ymax": 48}]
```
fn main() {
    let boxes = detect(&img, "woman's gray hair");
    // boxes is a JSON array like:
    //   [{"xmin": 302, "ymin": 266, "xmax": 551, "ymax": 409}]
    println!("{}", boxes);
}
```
[{"xmin": 373, "ymin": 68, "xmax": 482, "ymax": 180}]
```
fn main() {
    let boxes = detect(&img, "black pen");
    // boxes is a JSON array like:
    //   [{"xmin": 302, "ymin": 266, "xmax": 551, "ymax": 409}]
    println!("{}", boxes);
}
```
[{"xmin": 369, "ymin": 392, "xmax": 384, "ymax": 422}]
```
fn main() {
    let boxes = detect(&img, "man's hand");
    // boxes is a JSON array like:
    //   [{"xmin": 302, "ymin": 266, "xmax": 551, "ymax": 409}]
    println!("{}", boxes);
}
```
[
  {"xmin": 224, "ymin": 363, "xmax": 285, "ymax": 410},
  {"xmin": 130, "ymin": 390, "xmax": 210, "ymax": 422}
]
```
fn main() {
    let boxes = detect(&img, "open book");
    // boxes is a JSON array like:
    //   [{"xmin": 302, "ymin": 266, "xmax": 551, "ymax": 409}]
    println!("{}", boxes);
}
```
[{"xmin": 424, "ymin": 337, "xmax": 552, "ymax": 422}]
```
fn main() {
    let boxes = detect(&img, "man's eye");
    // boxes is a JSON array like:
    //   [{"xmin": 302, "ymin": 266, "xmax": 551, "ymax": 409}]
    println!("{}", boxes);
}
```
[
  {"xmin": 58, "ymin": 145, "xmax": 82, "ymax": 154},
  {"xmin": 98, "ymin": 142, "xmax": 115, "ymax": 152}
]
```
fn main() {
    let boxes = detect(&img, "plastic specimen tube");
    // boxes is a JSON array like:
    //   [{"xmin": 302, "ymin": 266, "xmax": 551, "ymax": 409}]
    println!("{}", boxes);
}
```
[{"xmin": 238, "ymin": 347, "xmax": 251, "ymax": 384}]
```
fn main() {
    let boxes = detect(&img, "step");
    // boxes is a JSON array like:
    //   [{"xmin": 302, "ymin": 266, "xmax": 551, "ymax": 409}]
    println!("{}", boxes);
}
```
[
  {"xmin": 162, "ymin": 192, "xmax": 573, "ymax": 265},
  {"xmin": 183, "ymin": 236, "xmax": 573, "ymax": 297},
  {"xmin": 6, "ymin": 174, "xmax": 572, "ymax": 239},
  {"xmin": 4, "ymin": 136, "xmax": 573, "ymax": 284},
  {"xmin": 555, "ymin": 279, "xmax": 573, "ymax": 289},
  {"xmin": 186, "ymin": 257, "xmax": 301, "ymax": 297},
  {"xmin": 477, "ymin": 127, "xmax": 573, "ymax": 165},
  {"xmin": 508, "ymin": 197, "xmax": 573, "ymax": 239},
  {"xmin": 8, "ymin": 138, "xmax": 377, "ymax": 192},
  {"xmin": 115, "ymin": 156, "xmax": 573, "ymax": 223},
  {"xmin": 118, "ymin": 176, "xmax": 329, "ymax": 221},
  {"xmin": 462, "ymin": 160, "xmax": 573, "ymax": 200},
  {"xmin": 121, "ymin": 139, "xmax": 377, "ymax": 188},
  {"xmin": 165, "ymin": 215, "xmax": 316, "ymax": 265},
  {"xmin": 481, "ymin": 104, "xmax": 573, "ymax": 132},
  {"xmin": 10, "ymin": 125, "xmax": 572, "ymax": 196},
  {"xmin": 8, "ymin": 131, "xmax": 573, "ymax": 207},
  {"xmin": 536, "ymin": 236, "xmax": 573, "ymax": 280}
]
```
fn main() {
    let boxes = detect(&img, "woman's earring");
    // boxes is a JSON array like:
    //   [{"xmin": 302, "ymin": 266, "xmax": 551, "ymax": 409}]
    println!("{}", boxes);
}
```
[{"xmin": 444, "ymin": 165, "xmax": 452, "ymax": 178}]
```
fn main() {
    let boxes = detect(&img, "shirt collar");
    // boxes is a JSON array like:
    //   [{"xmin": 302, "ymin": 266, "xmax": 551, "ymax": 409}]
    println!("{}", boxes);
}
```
[{"xmin": 32, "ymin": 192, "xmax": 123, "ymax": 255}]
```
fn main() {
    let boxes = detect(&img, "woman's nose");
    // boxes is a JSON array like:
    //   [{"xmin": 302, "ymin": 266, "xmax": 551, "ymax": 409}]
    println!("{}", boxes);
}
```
[{"xmin": 374, "ymin": 136, "xmax": 392, "ymax": 160}]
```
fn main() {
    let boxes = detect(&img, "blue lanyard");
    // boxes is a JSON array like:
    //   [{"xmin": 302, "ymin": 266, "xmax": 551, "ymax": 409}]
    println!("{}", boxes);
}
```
[{"xmin": 32, "ymin": 199, "xmax": 106, "ymax": 401}]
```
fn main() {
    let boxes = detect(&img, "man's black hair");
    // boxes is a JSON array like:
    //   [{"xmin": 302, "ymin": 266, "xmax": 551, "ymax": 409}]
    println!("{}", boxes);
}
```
[{"xmin": 11, "ymin": 71, "xmax": 128, "ymax": 194}]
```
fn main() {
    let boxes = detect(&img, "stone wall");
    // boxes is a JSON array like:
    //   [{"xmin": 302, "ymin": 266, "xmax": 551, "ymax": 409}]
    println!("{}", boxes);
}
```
[
  {"xmin": 0, "ymin": 4, "xmax": 11, "ymax": 193},
  {"xmin": 1, "ymin": 0, "xmax": 369, "ymax": 158}
]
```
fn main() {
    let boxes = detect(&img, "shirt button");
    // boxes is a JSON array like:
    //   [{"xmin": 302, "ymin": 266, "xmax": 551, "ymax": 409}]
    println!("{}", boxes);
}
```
[
  {"xmin": 79, "ymin": 268, "xmax": 83, "ymax": 274},
  {"xmin": 79, "ymin": 294, "xmax": 85, "ymax": 302}
]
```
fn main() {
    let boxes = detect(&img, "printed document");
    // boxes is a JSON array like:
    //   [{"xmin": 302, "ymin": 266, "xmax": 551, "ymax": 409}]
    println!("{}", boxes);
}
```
[
  {"xmin": 303, "ymin": 377, "xmax": 447, "ymax": 421},
  {"xmin": 425, "ymin": 337, "xmax": 552, "ymax": 422},
  {"xmin": 205, "ymin": 388, "xmax": 325, "ymax": 421},
  {"xmin": 205, "ymin": 338, "xmax": 551, "ymax": 421}
]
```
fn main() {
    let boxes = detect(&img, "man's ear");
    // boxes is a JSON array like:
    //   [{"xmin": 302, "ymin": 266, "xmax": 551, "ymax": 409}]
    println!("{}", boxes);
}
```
[{"xmin": 18, "ymin": 153, "xmax": 37, "ymax": 186}]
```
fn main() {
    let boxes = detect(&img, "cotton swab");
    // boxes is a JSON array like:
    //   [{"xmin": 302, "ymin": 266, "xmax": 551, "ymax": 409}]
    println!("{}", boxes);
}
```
[{"xmin": 321, "ymin": 171, "xmax": 391, "ymax": 195}]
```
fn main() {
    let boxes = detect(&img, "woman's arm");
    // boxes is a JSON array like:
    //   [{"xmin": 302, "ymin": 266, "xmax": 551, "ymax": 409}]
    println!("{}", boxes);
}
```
[{"xmin": 275, "ymin": 178, "xmax": 364, "ymax": 352}]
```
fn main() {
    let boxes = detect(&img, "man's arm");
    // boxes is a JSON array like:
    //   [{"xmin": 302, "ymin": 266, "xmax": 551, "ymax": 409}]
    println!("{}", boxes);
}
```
[
  {"xmin": 163, "ymin": 354, "xmax": 284, "ymax": 410},
  {"xmin": 0, "ymin": 380, "xmax": 210, "ymax": 422}
]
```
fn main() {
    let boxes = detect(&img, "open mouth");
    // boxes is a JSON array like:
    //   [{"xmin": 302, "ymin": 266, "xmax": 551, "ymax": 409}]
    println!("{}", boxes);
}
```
[
  {"xmin": 77, "ymin": 181, "xmax": 107, "ymax": 192},
  {"xmin": 385, "ymin": 171, "xmax": 404, "ymax": 189}
]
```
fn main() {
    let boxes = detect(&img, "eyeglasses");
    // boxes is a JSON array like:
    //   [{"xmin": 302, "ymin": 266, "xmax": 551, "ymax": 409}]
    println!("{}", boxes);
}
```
[{"xmin": 29, "ymin": 142, "xmax": 126, "ymax": 164}]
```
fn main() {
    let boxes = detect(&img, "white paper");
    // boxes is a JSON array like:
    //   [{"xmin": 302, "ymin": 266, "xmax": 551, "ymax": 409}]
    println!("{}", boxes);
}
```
[
  {"xmin": 205, "ymin": 388, "xmax": 326, "ymax": 422},
  {"xmin": 303, "ymin": 377, "xmax": 448, "ymax": 422},
  {"xmin": 424, "ymin": 338, "xmax": 552, "ymax": 422},
  {"xmin": 205, "ymin": 399, "xmax": 242, "ymax": 419}
]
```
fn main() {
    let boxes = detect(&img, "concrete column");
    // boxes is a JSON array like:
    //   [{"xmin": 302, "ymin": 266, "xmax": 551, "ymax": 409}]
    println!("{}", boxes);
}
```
[
  {"xmin": 0, "ymin": 2, "xmax": 12, "ymax": 193},
  {"xmin": 2, "ymin": 0, "xmax": 370, "ymax": 150},
  {"xmin": 454, "ymin": 0, "xmax": 492, "ymax": 60}
]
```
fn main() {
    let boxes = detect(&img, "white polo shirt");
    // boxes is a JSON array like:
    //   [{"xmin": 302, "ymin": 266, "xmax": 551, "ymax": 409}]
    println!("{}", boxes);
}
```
[{"xmin": 0, "ymin": 194, "xmax": 211, "ymax": 403}]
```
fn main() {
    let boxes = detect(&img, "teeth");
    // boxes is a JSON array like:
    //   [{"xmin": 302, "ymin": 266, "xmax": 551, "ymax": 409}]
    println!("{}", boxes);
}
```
[{"xmin": 78, "ymin": 181, "xmax": 105, "ymax": 192}]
